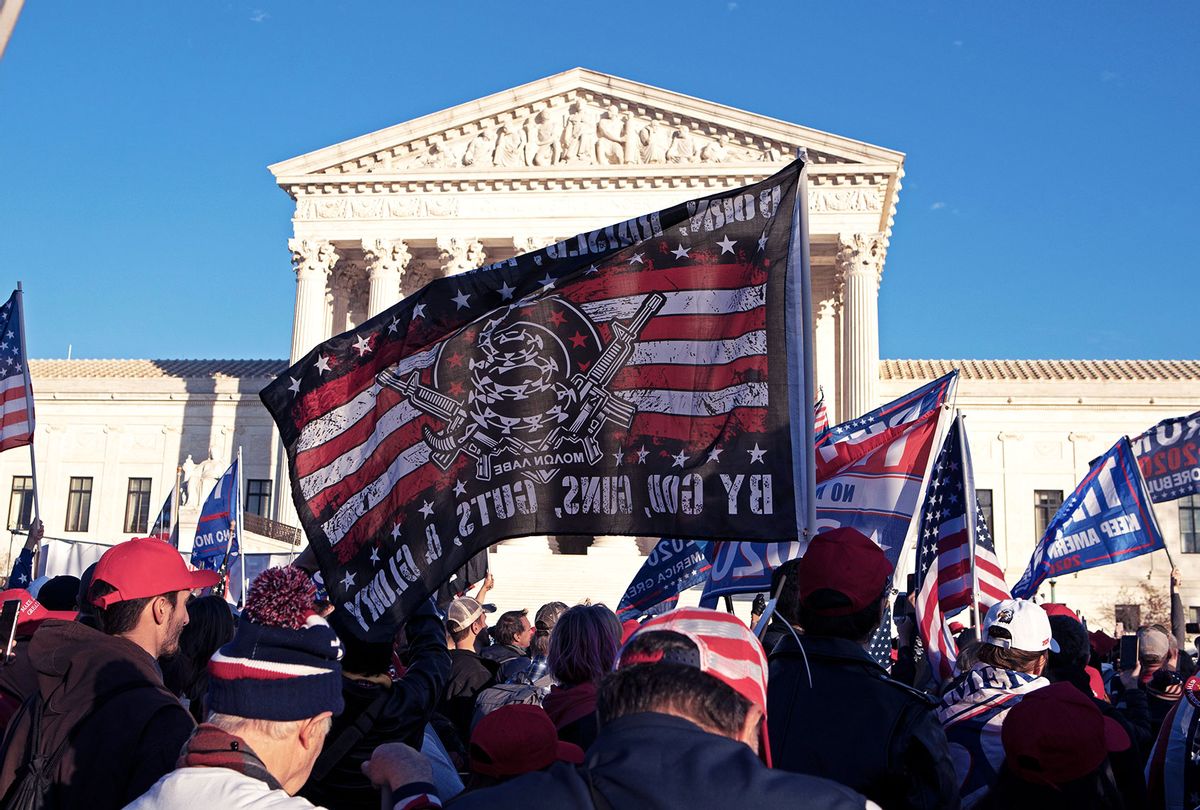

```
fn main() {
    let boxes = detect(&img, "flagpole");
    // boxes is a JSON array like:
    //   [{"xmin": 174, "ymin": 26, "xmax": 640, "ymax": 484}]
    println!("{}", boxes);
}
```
[
  {"xmin": 15, "ymin": 283, "xmax": 41, "ymax": 575},
  {"xmin": 236, "ymin": 446, "xmax": 247, "ymax": 605},
  {"xmin": 960, "ymin": 413, "xmax": 982, "ymax": 630},
  {"xmin": 788, "ymin": 149, "xmax": 818, "ymax": 545},
  {"xmin": 171, "ymin": 465, "xmax": 182, "ymax": 548}
]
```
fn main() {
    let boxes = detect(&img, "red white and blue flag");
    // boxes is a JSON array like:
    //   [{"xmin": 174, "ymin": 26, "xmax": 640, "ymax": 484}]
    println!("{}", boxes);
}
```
[
  {"xmin": 813, "ymin": 390, "xmax": 829, "ymax": 440},
  {"xmin": 262, "ymin": 160, "xmax": 813, "ymax": 640},
  {"xmin": 0, "ymin": 291, "xmax": 34, "ymax": 453},
  {"xmin": 913, "ymin": 414, "xmax": 1011, "ymax": 681},
  {"xmin": 701, "ymin": 372, "xmax": 957, "ymax": 602}
]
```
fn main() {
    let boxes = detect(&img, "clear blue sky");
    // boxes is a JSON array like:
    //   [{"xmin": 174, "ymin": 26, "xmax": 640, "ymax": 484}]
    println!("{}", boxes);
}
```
[{"xmin": 3, "ymin": 3, "xmax": 1196, "ymax": 361}]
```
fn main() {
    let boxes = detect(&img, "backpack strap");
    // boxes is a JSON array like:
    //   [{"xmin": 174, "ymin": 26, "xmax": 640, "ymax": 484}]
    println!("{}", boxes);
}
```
[
  {"xmin": 584, "ymin": 766, "xmax": 613, "ymax": 810},
  {"xmin": 309, "ymin": 686, "xmax": 391, "ymax": 782}
]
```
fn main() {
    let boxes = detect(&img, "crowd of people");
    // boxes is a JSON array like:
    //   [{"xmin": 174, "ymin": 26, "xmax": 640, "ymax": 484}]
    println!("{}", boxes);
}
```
[{"xmin": 0, "ymin": 520, "xmax": 1196, "ymax": 809}]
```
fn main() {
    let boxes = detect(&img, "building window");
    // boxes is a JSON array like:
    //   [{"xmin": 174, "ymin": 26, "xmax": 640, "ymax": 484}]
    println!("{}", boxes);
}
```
[
  {"xmin": 1034, "ymin": 490, "xmax": 1064, "ymax": 540},
  {"xmin": 7, "ymin": 477, "xmax": 34, "ymax": 531},
  {"xmin": 1181, "ymin": 494, "xmax": 1200, "ymax": 554},
  {"xmin": 65, "ymin": 477, "xmax": 93, "ymax": 533},
  {"xmin": 245, "ymin": 479, "xmax": 272, "ymax": 518},
  {"xmin": 976, "ymin": 488, "xmax": 994, "ymax": 532},
  {"xmin": 123, "ymin": 478, "xmax": 153, "ymax": 534}
]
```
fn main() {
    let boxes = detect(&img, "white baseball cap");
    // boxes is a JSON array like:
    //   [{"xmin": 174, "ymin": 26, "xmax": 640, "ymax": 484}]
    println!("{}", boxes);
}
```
[{"xmin": 983, "ymin": 598, "xmax": 1061, "ymax": 654}]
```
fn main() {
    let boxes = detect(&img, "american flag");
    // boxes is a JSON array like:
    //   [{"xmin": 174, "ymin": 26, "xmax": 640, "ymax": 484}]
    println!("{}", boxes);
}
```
[
  {"xmin": 813, "ymin": 389, "xmax": 829, "ymax": 439},
  {"xmin": 914, "ymin": 414, "xmax": 1010, "ymax": 681},
  {"xmin": 0, "ymin": 291, "xmax": 34, "ymax": 453},
  {"xmin": 262, "ymin": 161, "xmax": 807, "ymax": 638}
]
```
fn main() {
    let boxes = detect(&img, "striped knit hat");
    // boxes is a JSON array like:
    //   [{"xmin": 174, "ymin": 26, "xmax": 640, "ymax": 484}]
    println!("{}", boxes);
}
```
[
  {"xmin": 207, "ymin": 567, "xmax": 344, "ymax": 721},
  {"xmin": 619, "ymin": 607, "xmax": 772, "ymax": 764}
]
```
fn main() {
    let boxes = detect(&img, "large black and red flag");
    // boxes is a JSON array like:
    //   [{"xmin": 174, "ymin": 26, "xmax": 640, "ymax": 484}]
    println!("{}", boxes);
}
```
[{"xmin": 262, "ymin": 158, "xmax": 813, "ymax": 640}]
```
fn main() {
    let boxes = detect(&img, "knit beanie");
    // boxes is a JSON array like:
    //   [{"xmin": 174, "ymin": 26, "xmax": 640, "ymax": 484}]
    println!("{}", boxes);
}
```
[{"xmin": 207, "ymin": 566, "xmax": 345, "ymax": 721}]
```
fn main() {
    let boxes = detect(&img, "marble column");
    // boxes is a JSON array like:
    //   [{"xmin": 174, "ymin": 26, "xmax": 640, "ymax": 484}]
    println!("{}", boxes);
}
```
[
  {"xmin": 364, "ymin": 238, "xmax": 411, "ymax": 317},
  {"xmin": 837, "ymin": 233, "xmax": 884, "ymax": 420},
  {"xmin": 814, "ymin": 293, "xmax": 840, "ymax": 420},
  {"xmin": 437, "ymin": 237, "xmax": 486, "ymax": 276},
  {"xmin": 288, "ymin": 239, "xmax": 339, "ymax": 362}
]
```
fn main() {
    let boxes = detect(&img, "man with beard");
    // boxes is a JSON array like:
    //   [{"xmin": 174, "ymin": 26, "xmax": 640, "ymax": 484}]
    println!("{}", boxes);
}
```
[{"xmin": 0, "ymin": 537, "xmax": 217, "ymax": 810}]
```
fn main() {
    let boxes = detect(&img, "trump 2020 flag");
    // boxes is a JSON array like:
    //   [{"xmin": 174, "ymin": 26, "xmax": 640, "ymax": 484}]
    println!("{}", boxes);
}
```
[
  {"xmin": 1131, "ymin": 410, "xmax": 1200, "ymax": 503},
  {"xmin": 1012, "ymin": 437, "xmax": 1165, "ymax": 599},
  {"xmin": 617, "ymin": 538, "xmax": 713, "ymax": 621},
  {"xmin": 700, "ymin": 372, "xmax": 957, "ymax": 602},
  {"xmin": 192, "ymin": 458, "xmax": 240, "ymax": 571},
  {"xmin": 262, "ymin": 159, "xmax": 813, "ymax": 640}
]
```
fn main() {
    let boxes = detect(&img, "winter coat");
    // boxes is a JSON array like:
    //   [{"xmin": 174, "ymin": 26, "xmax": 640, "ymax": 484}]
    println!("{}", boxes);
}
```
[
  {"xmin": 300, "ymin": 610, "xmax": 451, "ymax": 810},
  {"xmin": 446, "ymin": 712, "xmax": 876, "ymax": 809},
  {"xmin": 129, "ymin": 768, "xmax": 321, "ymax": 810},
  {"xmin": 438, "ymin": 649, "xmax": 497, "ymax": 744},
  {"xmin": 937, "ymin": 663, "xmax": 1047, "ymax": 808},
  {"xmin": 768, "ymin": 634, "xmax": 960, "ymax": 810},
  {"xmin": 0, "ymin": 620, "xmax": 195, "ymax": 810},
  {"xmin": 479, "ymin": 643, "xmax": 532, "ymax": 682}
]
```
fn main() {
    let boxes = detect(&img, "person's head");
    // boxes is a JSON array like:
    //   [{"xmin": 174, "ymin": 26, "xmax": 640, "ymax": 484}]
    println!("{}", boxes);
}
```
[
  {"xmin": 794, "ymin": 528, "xmax": 892, "ymax": 643},
  {"xmin": 447, "ymin": 597, "xmax": 493, "ymax": 647},
  {"xmin": 328, "ymin": 610, "xmax": 394, "ymax": 677},
  {"xmin": 978, "ymin": 599, "xmax": 1059, "ymax": 676},
  {"xmin": 0, "ymin": 588, "xmax": 75, "ymax": 637},
  {"xmin": 548, "ymin": 603, "xmax": 621, "ymax": 686},
  {"xmin": 468, "ymin": 705, "xmax": 583, "ymax": 786},
  {"xmin": 492, "ymin": 609, "xmax": 534, "ymax": 651},
  {"xmin": 88, "ymin": 537, "xmax": 219, "ymax": 657},
  {"xmin": 1048, "ymin": 613, "xmax": 1090, "ymax": 675},
  {"xmin": 532, "ymin": 601, "xmax": 569, "ymax": 657},
  {"xmin": 36, "ymin": 575, "xmax": 80, "ymax": 611},
  {"xmin": 206, "ymin": 566, "xmax": 343, "ymax": 795},
  {"xmin": 75, "ymin": 562, "xmax": 98, "ymax": 624},
  {"xmin": 162, "ymin": 595, "xmax": 235, "ymax": 701},
  {"xmin": 1138, "ymin": 625, "xmax": 1171, "ymax": 671},
  {"xmin": 772, "ymin": 558, "xmax": 803, "ymax": 627},
  {"xmin": 998, "ymin": 681, "xmax": 1129, "ymax": 801},
  {"xmin": 603, "ymin": 608, "xmax": 770, "ymax": 762}
]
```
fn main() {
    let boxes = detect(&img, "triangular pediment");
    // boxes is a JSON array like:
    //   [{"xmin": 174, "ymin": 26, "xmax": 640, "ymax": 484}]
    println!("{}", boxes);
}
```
[{"xmin": 269, "ymin": 68, "xmax": 902, "ymax": 182}]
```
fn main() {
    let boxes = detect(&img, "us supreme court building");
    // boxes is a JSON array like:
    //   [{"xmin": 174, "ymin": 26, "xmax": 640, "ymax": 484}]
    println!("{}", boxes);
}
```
[{"xmin": 9, "ymin": 70, "xmax": 1199, "ymax": 631}]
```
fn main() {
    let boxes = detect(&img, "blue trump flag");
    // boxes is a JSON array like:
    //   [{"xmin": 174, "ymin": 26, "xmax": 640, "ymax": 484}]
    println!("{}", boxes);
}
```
[
  {"xmin": 192, "ymin": 458, "xmax": 240, "ymax": 572},
  {"xmin": 616, "ymin": 539, "xmax": 713, "ymax": 620},
  {"xmin": 1012, "ymin": 437, "xmax": 1164, "ymax": 599},
  {"xmin": 1131, "ymin": 410, "xmax": 1200, "ymax": 503}
]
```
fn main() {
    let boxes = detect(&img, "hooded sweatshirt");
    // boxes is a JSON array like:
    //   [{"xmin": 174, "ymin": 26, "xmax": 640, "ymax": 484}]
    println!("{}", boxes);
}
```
[
  {"xmin": 0, "ymin": 619, "xmax": 195, "ymax": 810},
  {"xmin": 937, "ymin": 663, "xmax": 1047, "ymax": 807}
]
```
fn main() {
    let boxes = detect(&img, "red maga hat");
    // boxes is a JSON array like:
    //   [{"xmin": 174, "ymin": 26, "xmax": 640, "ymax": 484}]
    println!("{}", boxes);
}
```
[
  {"xmin": 0, "ymin": 588, "xmax": 75, "ymax": 633},
  {"xmin": 1041, "ymin": 603, "xmax": 1080, "ymax": 622},
  {"xmin": 90, "ymin": 537, "xmax": 219, "ymax": 608},
  {"xmin": 1002, "ymin": 681, "xmax": 1130, "ymax": 786},
  {"xmin": 469, "ymin": 704, "xmax": 583, "ymax": 778},
  {"xmin": 798, "ymin": 528, "xmax": 892, "ymax": 616}
]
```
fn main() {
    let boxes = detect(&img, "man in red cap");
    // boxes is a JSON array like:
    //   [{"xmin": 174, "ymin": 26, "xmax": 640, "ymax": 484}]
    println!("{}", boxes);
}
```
[
  {"xmin": 444, "ymin": 607, "xmax": 872, "ymax": 809},
  {"xmin": 0, "ymin": 537, "xmax": 218, "ymax": 810},
  {"xmin": 767, "ymin": 527, "xmax": 959, "ymax": 810}
]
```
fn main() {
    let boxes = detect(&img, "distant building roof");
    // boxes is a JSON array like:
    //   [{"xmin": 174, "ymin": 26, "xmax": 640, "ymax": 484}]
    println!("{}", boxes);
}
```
[
  {"xmin": 882, "ymin": 359, "xmax": 1200, "ymax": 382},
  {"xmin": 30, "ymin": 359, "xmax": 288, "ymax": 379}
]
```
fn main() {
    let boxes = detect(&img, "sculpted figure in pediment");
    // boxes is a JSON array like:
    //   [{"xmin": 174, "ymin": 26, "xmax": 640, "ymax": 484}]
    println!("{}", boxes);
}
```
[
  {"xmin": 462, "ymin": 130, "xmax": 495, "ymax": 167},
  {"xmin": 562, "ymin": 101, "xmax": 597, "ymax": 164},
  {"xmin": 493, "ymin": 122, "xmax": 528, "ymax": 167},
  {"xmin": 596, "ymin": 105, "xmax": 629, "ymax": 165},
  {"xmin": 638, "ymin": 120, "xmax": 670, "ymax": 164},
  {"xmin": 525, "ymin": 108, "xmax": 562, "ymax": 166},
  {"xmin": 418, "ymin": 141, "xmax": 459, "ymax": 168},
  {"xmin": 666, "ymin": 125, "xmax": 698, "ymax": 163}
]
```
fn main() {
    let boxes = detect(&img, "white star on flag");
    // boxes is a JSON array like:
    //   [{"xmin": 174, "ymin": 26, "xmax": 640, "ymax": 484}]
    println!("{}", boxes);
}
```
[
  {"xmin": 672, "ymin": 449, "xmax": 689, "ymax": 468},
  {"xmin": 628, "ymin": 252, "xmax": 645, "ymax": 265},
  {"xmin": 352, "ymin": 334, "xmax": 372, "ymax": 356},
  {"xmin": 717, "ymin": 235, "xmax": 737, "ymax": 254},
  {"xmin": 670, "ymin": 244, "xmax": 691, "ymax": 260},
  {"xmin": 585, "ymin": 264, "xmax": 599, "ymax": 274},
  {"xmin": 411, "ymin": 303, "xmax": 426, "ymax": 320},
  {"xmin": 453, "ymin": 480, "xmax": 467, "ymax": 496},
  {"xmin": 497, "ymin": 281, "xmax": 516, "ymax": 300},
  {"xmin": 613, "ymin": 447, "xmax": 624, "ymax": 466},
  {"xmin": 341, "ymin": 570, "xmax": 356, "ymax": 589},
  {"xmin": 636, "ymin": 446, "xmax": 649, "ymax": 464},
  {"xmin": 315, "ymin": 356, "xmax": 331, "ymax": 374},
  {"xmin": 707, "ymin": 447, "xmax": 723, "ymax": 463},
  {"xmin": 452, "ymin": 290, "xmax": 471, "ymax": 309},
  {"xmin": 757, "ymin": 234, "xmax": 768, "ymax": 251},
  {"xmin": 391, "ymin": 522, "xmax": 402, "ymax": 540},
  {"xmin": 388, "ymin": 316, "xmax": 401, "ymax": 333},
  {"xmin": 287, "ymin": 377, "xmax": 301, "ymax": 396},
  {"xmin": 748, "ymin": 443, "xmax": 766, "ymax": 463},
  {"xmin": 419, "ymin": 500, "xmax": 435, "ymax": 518},
  {"xmin": 538, "ymin": 273, "xmax": 555, "ymax": 290},
  {"xmin": 369, "ymin": 546, "xmax": 380, "ymax": 563}
]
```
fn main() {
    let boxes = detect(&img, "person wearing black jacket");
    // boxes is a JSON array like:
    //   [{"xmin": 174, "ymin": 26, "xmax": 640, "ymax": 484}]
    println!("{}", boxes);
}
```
[
  {"xmin": 480, "ymin": 609, "xmax": 534, "ymax": 682},
  {"xmin": 299, "ymin": 599, "xmax": 451, "ymax": 810},
  {"xmin": 767, "ymin": 528, "xmax": 960, "ymax": 810}
]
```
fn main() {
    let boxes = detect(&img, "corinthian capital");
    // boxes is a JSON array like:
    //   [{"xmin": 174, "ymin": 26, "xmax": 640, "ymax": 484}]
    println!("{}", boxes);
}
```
[
  {"xmin": 288, "ymin": 239, "xmax": 340, "ymax": 279},
  {"xmin": 835, "ymin": 232, "xmax": 886, "ymax": 285},
  {"xmin": 513, "ymin": 236, "xmax": 556, "ymax": 256},
  {"xmin": 437, "ymin": 237, "xmax": 486, "ymax": 276},
  {"xmin": 363, "ymin": 238, "xmax": 412, "ymax": 277}
]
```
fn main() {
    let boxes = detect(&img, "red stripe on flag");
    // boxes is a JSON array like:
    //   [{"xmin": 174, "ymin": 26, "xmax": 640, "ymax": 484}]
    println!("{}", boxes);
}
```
[
  {"xmin": 636, "ymin": 307, "xmax": 765, "ymax": 342},
  {"xmin": 567, "ymin": 262, "xmax": 767, "ymax": 302},
  {"xmin": 326, "ymin": 462, "xmax": 451, "ymax": 563},
  {"xmin": 303, "ymin": 417, "xmax": 434, "ymax": 517},
  {"xmin": 613, "ymin": 355, "xmax": 767, "ymax": 393}
]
